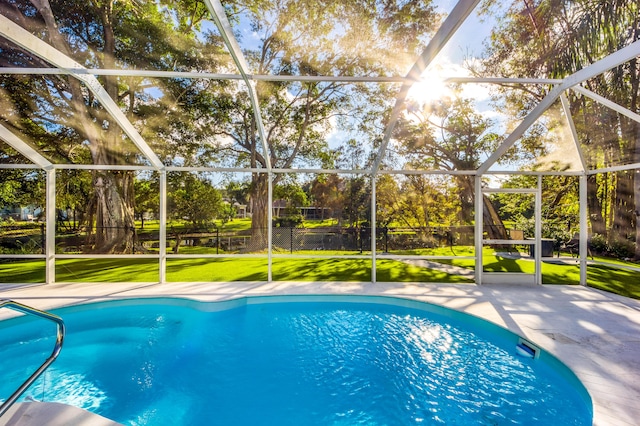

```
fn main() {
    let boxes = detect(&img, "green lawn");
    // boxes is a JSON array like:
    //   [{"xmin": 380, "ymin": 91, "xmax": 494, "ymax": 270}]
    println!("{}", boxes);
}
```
[
  {"xmin": 0, "ymin": 259, "xmax": 46, "ymax": 283},
  {"xmin": 0, "ymin": 257, "xmax": 472, "ymax": 284},
  {"xmin": 443, "ymin": 248, "xmax": 640, "ymax": 298},
  {"xmin": 301, "ymin": 219, "xmax": 340, "ymax": 229},
  {"xmin": 0, "ymin": 253, "xmax": 637, "ymax": 298},
  {"xmin": 376, "ymin": 260, "xmax": 473, "ymax": 283},
  {"xmin": 586, "ymin": 264, "xmax": 640, "ymax": 299}
]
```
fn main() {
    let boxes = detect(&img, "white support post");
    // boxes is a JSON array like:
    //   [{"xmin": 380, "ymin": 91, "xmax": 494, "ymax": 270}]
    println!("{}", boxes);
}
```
[
  {"xmin": 579, "ymin": 175, "xmax": 588, "ymax": 286},
  {"xmin": 268, "ymin": 172, "xmax": 273, "ymax": 282},
  {"xmin": 371, "ymin": 176, "xmax": 377, "ymax": 284},
  {"xmin": 474, "ymin": 175, "xmax": 483, "ymax": 285},
  {"xmin": 535, "ymin": 176, "xmax": 542, "ymax": 285},
  {"xmin": 45, "ymin": 168, "xmax": 56, "ymax": 284},
  {"xmin": 159, "ymin": 170, "xmax": 167, "ymax": 283}
]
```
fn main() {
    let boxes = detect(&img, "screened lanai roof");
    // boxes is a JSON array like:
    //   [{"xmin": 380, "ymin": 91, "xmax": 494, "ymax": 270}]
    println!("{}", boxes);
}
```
[{"xmin": 0, "ymin": 0, "xmax": 639, "ymax": 175}]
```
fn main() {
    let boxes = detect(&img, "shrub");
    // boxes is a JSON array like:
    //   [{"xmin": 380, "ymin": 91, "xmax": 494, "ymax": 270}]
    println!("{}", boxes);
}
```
[
  {"xmin": 0, "ymin": 216, "xmax": 16, "ymax": 226},
  {"xmin": 589, "ymin": 233, "xmax": 608, "ymax": 254},
  {"xmin": 273, "ymin": 215, "xmax": 303, "ymax": 227},
  {"xmin": 609, "ymin": 238, "xmax": 635, "ymax": 259}
]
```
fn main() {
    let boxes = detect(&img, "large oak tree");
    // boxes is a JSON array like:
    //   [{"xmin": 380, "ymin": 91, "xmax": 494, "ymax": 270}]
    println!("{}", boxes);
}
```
[
  {"xmin": 479, "ymin": 0, "xmax": 640, "ymax": 257},
  {"xmin": 0, "ymin": 0, "xmax": 230, "ymax": 252}
]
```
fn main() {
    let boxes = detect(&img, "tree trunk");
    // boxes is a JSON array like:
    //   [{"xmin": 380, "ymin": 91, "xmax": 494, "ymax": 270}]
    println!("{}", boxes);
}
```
[
  {"xmin": 632, "ymin": 118, "xmax": 640, "ymax": 259},
  {"xmin": 612, "ymin": 171, "xmax": 633, "ymax": 242},
  {"xmin": 248, "ymin": 173, "xmax": 270, "ymax": 252},
  {"xmin": 482, "ymin": 195, "xmax": 508, "ymax": 240},
  {"xmin": 455, "ymin": 175, "xmax": 506, "ymax": 239},
  {"xmin": 635, "ymin": 168, "xmax": 640, "ymax": 260},
  {"xmin": 587, "ymin": 175, "xmax": 606, "ymax": 236},
  {"xmin": 89, "ymin": 171, "xmax": 137, "ymax": 253},
  {"xmin": 32, "ymin": 0, "xmax": 138, "ymax": 254},
  {"xmin": 455, "ymin": 175, "xmax": 475, "ymax": 224}
]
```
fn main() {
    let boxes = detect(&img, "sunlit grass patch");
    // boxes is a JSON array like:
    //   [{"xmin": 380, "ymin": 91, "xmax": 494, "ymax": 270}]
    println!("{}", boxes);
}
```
[
  {"xmin": 166, "ymin": 257, "xmax": 268, "ymax": 281},
  {"xmin": 0, "ymin": 259, "xmax": 45, "ymax": 283},
  {"xmin": 55, "ymin": 258, "xmax": 159, "ymax": 282}
]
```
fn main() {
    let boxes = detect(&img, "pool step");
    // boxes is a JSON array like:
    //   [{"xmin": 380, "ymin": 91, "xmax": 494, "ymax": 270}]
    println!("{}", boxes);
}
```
[{"xmin": 0, "ymin": 402, "xmax": 122, "ymax": 426}]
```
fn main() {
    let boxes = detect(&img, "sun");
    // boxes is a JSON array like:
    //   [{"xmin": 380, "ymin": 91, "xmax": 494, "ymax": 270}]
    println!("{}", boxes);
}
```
[{"xmin": 406, "ymin": 66, "xmax": 455, "ymax": 106}]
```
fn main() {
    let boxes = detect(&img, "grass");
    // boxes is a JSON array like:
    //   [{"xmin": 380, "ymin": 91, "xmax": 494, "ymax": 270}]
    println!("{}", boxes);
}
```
[
  {"xmin": 167, "ymin": 258, "xmax": 268, "ymax": 281},
  {"xmin": 376, "ymin": 260, "xmax": 473, "ymax": 283},
  {"xmin": 0, "ymin": 256, "xmax": 472, "ymax": 284},
  {"xmin": 0, "ymin": 259, "xmax": 46, "ymax": 283},
  {"xmin": 0, "ymin": 249, "xmax": 637, "ymax": 298},
  {"xmin": 443, "ymin": 249, "xmax": 582, "ymax": 284},
  {"xmin": 272, "ymin": 258, "xmax": 370, "ymax": 281},
  {"xmin": 301, "ymin": 219, "xmax": 339, "ymax": 229},
  {"xmin": 586, "ymin": 264, "xmax": 640, "ymax": 299},
  {"xmin": 440, "ymin": 248, "xmax": 640, "ymax": 298},
  {"xmin": 383, "ymin": 246, "xmax": 476, "ymax": 257}
]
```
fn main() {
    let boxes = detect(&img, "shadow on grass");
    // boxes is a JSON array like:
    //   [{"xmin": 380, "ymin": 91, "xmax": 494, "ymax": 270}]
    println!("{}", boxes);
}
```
[
  {"xmin": 482, "ymin": 257, "xmax": 526, "ymax": 273},
  {"xmin": 587, "ymin": 264, "xmax": 640, "ymax": 299},
  {"xmin": 0, "ymin": 257, "xmax": 477, "ymax": 284},
  {"xmin": 0, "ymin": 259, "xmax": 45, "ymax": 283},
  {"xmin": 4, "ymin": 255, "xmax": 637, "ymax": 300},
  {"xmin": 167, "ymin": 258, "xmax": 268, "ymax": 281},
  {"xmin": 272, "ymin": 258, "xmax": 371, "ymax": 281},
  {"xmin": 55, "ymin": 258, "xmax": 159, "ymax": 282},
  {"xmin": 376, "ymin": 260, "xmax": 473, "ymax": 283}
]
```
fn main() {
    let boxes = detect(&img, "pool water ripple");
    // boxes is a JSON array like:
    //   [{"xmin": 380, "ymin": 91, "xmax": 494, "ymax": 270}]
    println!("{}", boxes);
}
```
[{"xmin": 0, "ymin": 296, "xmax": 591, "ymax": 425}]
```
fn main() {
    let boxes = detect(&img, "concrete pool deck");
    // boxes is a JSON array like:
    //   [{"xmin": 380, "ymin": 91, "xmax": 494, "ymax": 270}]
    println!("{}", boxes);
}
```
[{"xmin": 0, "ymin": 281, "xmax": 638, "ymax": 425}]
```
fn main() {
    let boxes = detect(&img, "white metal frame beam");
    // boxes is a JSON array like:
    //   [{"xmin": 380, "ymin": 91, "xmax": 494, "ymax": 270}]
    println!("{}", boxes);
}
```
[
  {"xmin": 560, "ymin": 93, "xmax": 588, "ymax": 172},
  {"xmin": 371, "ymin": 0, "xmax": 482, "ymax": 174},
  {"xmin": 0, "ymin": 67, "xmax": 412, "ymax": 83},
  {"xmin": 478, "ymin": 40, "xmax": 640, "ymax": 174},
  {"xmin": 474, "ymin": 175, "xmax": 483, "ymax": 284},
  {"xmin": 0, "ymin": 124, "xmax": 52, "ymax": 169},
  {"xmin": 203, "ymin": 0, "xmax": 271, "ymax": 171},
  {"xmin": 579, "ymin": 175, "xmax": 588, "ymax": 285},
  {"xmin": 444, "ymin": 77, "xmax": 562, "ymax": 85},
  {"xmin": 589, "ymin": 163, "xmax": 640, "ymax": 174},
  {"xmin": 0, "ymin": 14, "xmax": 164, "ymax": 169},
  {"xmin": 0, "ymin": 67, "xmax": 570, "ymax": 86},
  {"xmin": 572, "ymin": 85, "xmax": 640, "ymax": 124},
  {"xmin": 45, "ymin": 168, "xmax": 56, "ymax": 283}
]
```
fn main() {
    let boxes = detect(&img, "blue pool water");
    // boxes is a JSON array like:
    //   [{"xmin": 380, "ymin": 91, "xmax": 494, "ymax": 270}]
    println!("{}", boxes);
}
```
[{"xmin": 0, "ymin": 295, "xmax": 592, "ymax": 425}]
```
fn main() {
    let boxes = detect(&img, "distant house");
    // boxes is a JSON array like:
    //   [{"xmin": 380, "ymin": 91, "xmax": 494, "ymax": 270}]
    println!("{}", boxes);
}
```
[
  {"xmin": 234, "ymin": 202, "xmax": 247, "ymax": 218},
  {"xmin": 272, "ymin": 199, "xmax": 288, "ymax": 217},
  {"xmin": 271, "ymin": 200, "xmax": 331, "ymax": 219},
  {"xmin": 0, "ymin": 205, "xmax": 42, "ymax": 221}
]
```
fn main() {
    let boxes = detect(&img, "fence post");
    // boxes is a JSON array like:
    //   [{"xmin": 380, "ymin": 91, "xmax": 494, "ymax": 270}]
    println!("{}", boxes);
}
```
[
  {"xmin": 384, "ymin": 226, "xmax": 388, "ymax": 253},
  {"xmin": 41, "ymin": 223, "xmax": 45, "ymax": 255},
  {"xmin": 290, "ymin": 226, "xmax": 293, "ymax": 254},
  {"xmin": 216, "ymin": 227, "xmax": 219, "ymax": 255}
]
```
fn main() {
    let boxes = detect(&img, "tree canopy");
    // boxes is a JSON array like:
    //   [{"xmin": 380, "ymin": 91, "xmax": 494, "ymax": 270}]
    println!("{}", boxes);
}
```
[{"xmin": 478, "ymin": 0, "xmax": 640, "ymax": 257}]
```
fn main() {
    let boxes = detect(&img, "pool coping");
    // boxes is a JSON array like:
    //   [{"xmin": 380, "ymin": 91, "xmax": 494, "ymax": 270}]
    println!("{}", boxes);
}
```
[{"xmin": 1, "ymin": 281, "xmax": 638, "ymax": 426}]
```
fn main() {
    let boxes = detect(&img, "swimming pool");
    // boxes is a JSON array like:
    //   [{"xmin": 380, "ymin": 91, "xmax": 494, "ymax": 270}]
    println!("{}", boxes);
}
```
[{"xmin": 0, "ymin": 295, "xmax": 592, "ymax": 425}]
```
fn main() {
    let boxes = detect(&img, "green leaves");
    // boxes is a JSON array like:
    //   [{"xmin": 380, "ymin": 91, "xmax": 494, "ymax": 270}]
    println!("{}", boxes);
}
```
[{"xmin": 168, "ymin": 172, "xmax": 223, "ymax": 226}]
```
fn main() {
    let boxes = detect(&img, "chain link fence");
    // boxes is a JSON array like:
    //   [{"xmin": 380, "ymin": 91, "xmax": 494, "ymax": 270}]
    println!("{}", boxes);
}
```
[
  {"xmin": 272, "ymin": 226, "xmax": 475, "ymax": 253},
  {"xmin": 50, "ymin": 224, "xmax": 476, "ymax": 254},
  {"xmin": 0, "ymin": 224, "xmax": 46, "ymax": 255}
]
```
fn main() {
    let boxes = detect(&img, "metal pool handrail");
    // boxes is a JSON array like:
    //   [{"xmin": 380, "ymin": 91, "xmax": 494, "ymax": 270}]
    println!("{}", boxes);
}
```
[{"xmin": 0, "ymin": 300, "xmax": 65, "ymax": 417}]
